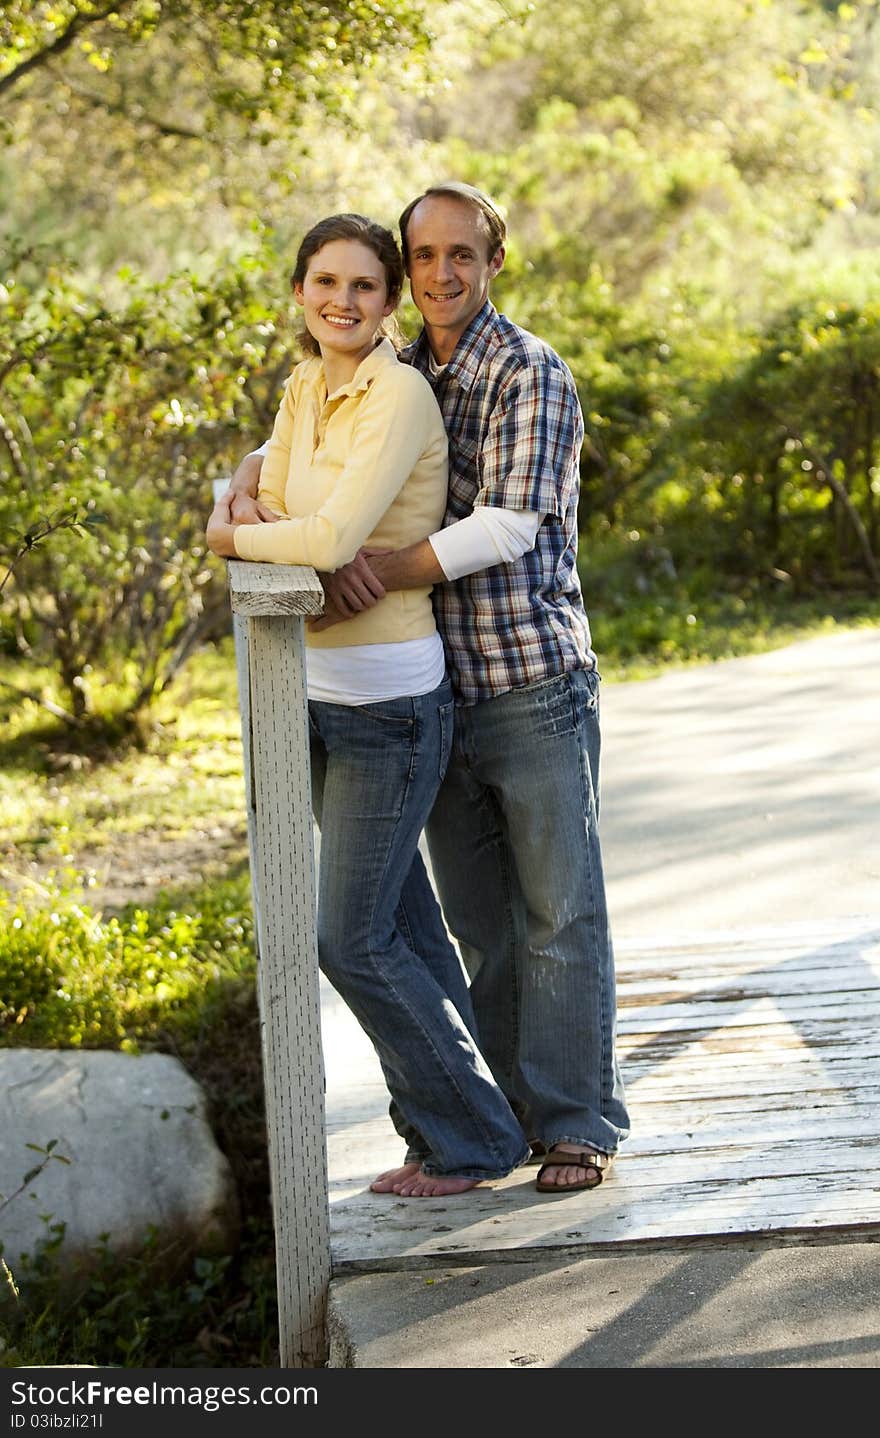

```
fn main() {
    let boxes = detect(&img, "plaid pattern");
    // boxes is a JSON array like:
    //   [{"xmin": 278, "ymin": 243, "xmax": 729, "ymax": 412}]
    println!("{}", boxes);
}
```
[{"xmin": 402, "ymin": 303, "xmax": 595, "ymax": 704}]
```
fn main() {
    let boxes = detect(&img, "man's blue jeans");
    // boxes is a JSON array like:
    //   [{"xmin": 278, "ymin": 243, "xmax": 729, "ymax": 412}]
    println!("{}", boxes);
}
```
[
  {"xmin": 308, "ymin": 679, "xmax": 529, "ymax": 1179},
  {"xmin": 423, "ymin": 667, "xmax": 630, "ymax": 1156}
]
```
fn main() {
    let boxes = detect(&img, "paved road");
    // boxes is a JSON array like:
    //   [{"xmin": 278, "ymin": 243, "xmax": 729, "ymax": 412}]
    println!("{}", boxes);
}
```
[{"xmin": 599, "ymin": 626, "xmax": 880, "ymax": 937}]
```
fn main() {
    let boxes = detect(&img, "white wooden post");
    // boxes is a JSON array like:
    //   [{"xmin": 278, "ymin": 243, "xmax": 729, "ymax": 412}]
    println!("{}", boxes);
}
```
[{"xmin": 221, "ymin": 542, "xmax": 329, "ymax": 1367}]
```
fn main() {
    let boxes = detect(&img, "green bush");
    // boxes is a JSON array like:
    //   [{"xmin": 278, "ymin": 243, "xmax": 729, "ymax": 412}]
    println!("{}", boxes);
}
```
[
  {"xmin": 1, "ymin": 1220, "xmax": 278, "ymax": 1369},
  {"xmin": 0, "ymin": 875, "xmax": 255, "ymax": 1050}
]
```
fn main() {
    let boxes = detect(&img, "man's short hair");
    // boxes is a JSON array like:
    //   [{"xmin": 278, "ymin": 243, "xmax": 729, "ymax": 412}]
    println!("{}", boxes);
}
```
[{"xmin": 398, "ymin": 182, "xmax": 507, "ymax": 266}]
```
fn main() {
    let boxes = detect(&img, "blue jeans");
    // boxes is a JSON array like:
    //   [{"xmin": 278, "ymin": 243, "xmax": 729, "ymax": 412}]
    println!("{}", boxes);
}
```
[
  {"xmin": 420, "ymin": 668, "xmax": 630, "ymax": 1156},
  {"xmin": 308, "ymin": 679, "xmax": 529, "ymax": 1179}
]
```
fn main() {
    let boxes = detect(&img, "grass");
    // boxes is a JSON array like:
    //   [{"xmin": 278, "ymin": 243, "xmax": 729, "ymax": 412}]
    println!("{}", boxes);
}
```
[
  {"xmin": 1, "ymin": 642, "xmax": 246, "ymax": 859},
  {"xmin": 1, "ymin": 600, "xmax": 878, "ymax": 1366},
  {"xmin": 589, "ymin": 586, "xmax": 880, "ymax": 681}
]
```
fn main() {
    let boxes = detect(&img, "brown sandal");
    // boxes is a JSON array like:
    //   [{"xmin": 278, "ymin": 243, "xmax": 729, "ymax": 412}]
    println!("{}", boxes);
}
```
[{"xmin": 535, "ymin": 1148, "xmax": 613, "ymax": 1193}]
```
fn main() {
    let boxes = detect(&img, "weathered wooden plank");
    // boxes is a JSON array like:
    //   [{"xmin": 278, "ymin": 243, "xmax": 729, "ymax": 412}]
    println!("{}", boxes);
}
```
[
  {"xmin": 248, "ymin": 613, "xmax": 329, "ymax": 1364},
  {"xmin": 329, "ymin": 1182, "xmax": 880, "ymax": 1267},
  {"xmin": 617, "ymin": 958, "xmax": 879, "ymax": 987},
  {"xmin": 628, "ymin": 1084, "xmax": 880, "ymax": 1113},
  {"xmin": 325, "ymin": 1090, "xmax": 880, "ymax": 1136},
  {"xmin": 325, "ymin": 1107, "xmax": 880, "ymax": 1184},
  {"xmin": 214, "ymin": 496, "xmax": 331, "ymax": 1359},
  {"xmin": 615, "ymin": 1132, "xmax": 880, "ymax": 1166},
  {"xmin": 617, "ymin": 992, "xmax": 880, "ymax": 1029},
  {"xmin": 634, "ymin": 1044, "xmax": 877, "ymax": 1073},
  {"xmin": 614, "ymin": 918, "xmax": 880, "ymax": 957},
  {"xmin": 614, "ymin": 947, "xmax": 880, "ymax": 974},
  {"xmin": 617, "ymin": 962, "xmax": 880, "ymax": 1002},
  {"xmin": 621, "ymin": 1044, "xmax": 880, "ymax": 1072},
  {"xmin": 620, "ymin": 1026, "xmax": 880, "ymax": 1051},
  {"xmin": 602, "ymin": 1117, "xmax": 880, "ymax": 1150},
  {"xmin": 616, "ymin": 968, "xmax": 880, "ymax": 998},
  {"xmin": 327, "ymin": 1111, "xmax": 880, "ymax": 1164},
  {"xmin": 228, "ymin": 559, "xmax": 325, "ymax": 616},
  {"xmin": 619, "ymin": 996, "xmax": 880, "ymax": 1025},
  {"xmin": 332, "ymin": 1223, "xmax": 880, "ymax": 1270},
  {"xmin": 616, "ymin": 941, "xmax": 880, "ymax": 973},
  {"xmin": 327, "ymin": 1153, "xmax": 880, "ymax": 1218}
]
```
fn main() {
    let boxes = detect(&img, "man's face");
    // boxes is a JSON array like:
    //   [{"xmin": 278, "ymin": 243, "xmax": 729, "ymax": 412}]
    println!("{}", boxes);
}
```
[{"xmin": 405, "ymin": 195, "xmax": 505, "ymax": 351}]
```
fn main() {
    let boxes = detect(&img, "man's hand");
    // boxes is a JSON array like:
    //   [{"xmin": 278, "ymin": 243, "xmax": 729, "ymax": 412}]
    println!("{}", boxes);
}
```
[
  {"xmin": 307, "ymin": 600, "xmax": 349, "ymax": 633},
  {"xmin": 310, "ymin": 549, "xmax": 388, "ymax": 632}
]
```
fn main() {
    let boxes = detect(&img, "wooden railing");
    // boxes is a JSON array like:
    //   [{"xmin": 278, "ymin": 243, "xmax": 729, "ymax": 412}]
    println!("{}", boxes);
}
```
[{"xmin": 216, "ymin": 495, "xmax": 330, "ymax": 1366}]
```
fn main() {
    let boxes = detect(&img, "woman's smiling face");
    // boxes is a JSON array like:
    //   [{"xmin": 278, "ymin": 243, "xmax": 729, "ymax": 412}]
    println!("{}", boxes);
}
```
[{"xmin": 295, "ymin": 238, "xmax": 395, "ymax": 363}]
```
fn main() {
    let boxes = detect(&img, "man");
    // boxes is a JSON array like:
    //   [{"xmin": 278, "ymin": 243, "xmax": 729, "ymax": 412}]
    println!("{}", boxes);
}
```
[{"xmin": 222, "ymin": 183, "xmax": 629, "ymax": 1193}]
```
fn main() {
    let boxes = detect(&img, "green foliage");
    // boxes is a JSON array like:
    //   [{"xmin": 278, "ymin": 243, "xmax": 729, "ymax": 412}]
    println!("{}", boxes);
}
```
[
  {"xmin": 666, "ymin": 297, "xmax": 880, "ymax": 588},
  {"xmin": 0, "ymin": 242, "xmax": 295, "ymax": 726},
  {"xmin": 0, "ymin": 3, "xmax": 429, "ymax": 267},
  {"xmin": 0, "ymin": 873, "xmax": 255, "ymax": 1050},
  {"xmin": 0, "ymin": 1, "xmax": 428, "ymax": 118},
  {"xmin": 0, "ymin": 1137, "xmax": 71, "ymax": 1306},
  {"xmin": 0, "ymin": 1137, "xmax": 70, "ymax": 1208},
  {"xmin": 1, "ymin": 1216, "xmax": 278, "ymax": 1368}
]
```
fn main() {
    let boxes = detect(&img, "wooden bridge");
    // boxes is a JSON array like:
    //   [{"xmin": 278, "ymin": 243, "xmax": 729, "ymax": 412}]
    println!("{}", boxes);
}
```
[{"xmin": 324, "ymin": 916, "xmax": 880, "ymax": 1266}]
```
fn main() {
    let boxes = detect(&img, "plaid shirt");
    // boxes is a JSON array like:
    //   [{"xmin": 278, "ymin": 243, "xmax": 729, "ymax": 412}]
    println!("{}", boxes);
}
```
[{"xmin": 402, "ymin": 302, "xmax": 595, "ymax": 704}]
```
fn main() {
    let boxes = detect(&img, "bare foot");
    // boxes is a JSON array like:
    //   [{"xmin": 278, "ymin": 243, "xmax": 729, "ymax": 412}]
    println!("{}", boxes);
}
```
[
  {"xmin": 394, "ymin": 1167, "xmax": 484, "ymax": 1198},
  {"xmin": 535, "ymin": 1145, "xmax": 610, "ymax": 1192},
  {"xmin": 370, "ymin": 1161, "xmax": 423, "ymax": 1193}
]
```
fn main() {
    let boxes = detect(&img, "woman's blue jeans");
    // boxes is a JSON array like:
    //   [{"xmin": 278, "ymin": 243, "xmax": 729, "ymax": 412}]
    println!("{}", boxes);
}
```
[
  {"xmin": 423, "ymin": 668, "xmax": 630, "ymax": 1156},
  {"xmin": 308, "ymin": 678, "xmax": 529, "ymax": 1179}
]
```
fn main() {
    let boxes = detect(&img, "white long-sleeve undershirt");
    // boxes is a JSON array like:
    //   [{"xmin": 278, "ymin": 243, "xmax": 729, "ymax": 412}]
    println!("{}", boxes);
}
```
[{"xmin": 428, "ymin": 506, "xmax": 543, "ymax": 580}]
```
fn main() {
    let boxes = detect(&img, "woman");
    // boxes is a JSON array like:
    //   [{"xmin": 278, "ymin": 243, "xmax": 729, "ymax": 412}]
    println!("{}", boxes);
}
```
[{"xmin": 206, "ymin": 214, "xmax": 528, "ymax": 1196}]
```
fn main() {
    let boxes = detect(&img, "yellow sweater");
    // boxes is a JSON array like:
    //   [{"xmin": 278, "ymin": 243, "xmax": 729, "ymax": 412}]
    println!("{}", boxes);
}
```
[{"xmin": 233, "ymin": 339, "xmax": 448, "ymax": 649}]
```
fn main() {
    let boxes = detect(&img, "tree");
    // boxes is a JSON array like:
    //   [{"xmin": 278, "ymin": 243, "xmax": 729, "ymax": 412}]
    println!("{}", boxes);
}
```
[
  {"xmin": 1, "ymin": 1, "xmax": 435, "ymax": 280},
  {"xmin": 673, "ymin": 300, "xmax": 880, "ymax": 589},
  {"xmin": 0, "ymin": 241, "xmax": 296, "ymax": 731},
  {"xmin": 0, "ymin": 2, "xmax": 427, "ymax": 119}
]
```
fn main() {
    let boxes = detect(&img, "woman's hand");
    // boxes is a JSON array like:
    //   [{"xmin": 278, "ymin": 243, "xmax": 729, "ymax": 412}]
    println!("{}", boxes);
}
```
[{"xmin": 206, "ymin": 501, "xmax": 240, "ymax": 558}]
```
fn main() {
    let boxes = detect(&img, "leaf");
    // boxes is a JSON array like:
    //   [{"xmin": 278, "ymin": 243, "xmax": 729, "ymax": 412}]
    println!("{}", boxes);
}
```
[{"xmin": 798, "ymin": 45, "xmax": 829, "ymax": 65}]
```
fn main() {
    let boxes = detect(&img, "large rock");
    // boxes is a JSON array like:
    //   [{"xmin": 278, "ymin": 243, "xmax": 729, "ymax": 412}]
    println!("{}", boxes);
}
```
[{"xmin": 0, "ymin": 1050, "xmax": 239, "ymax": 1282}]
